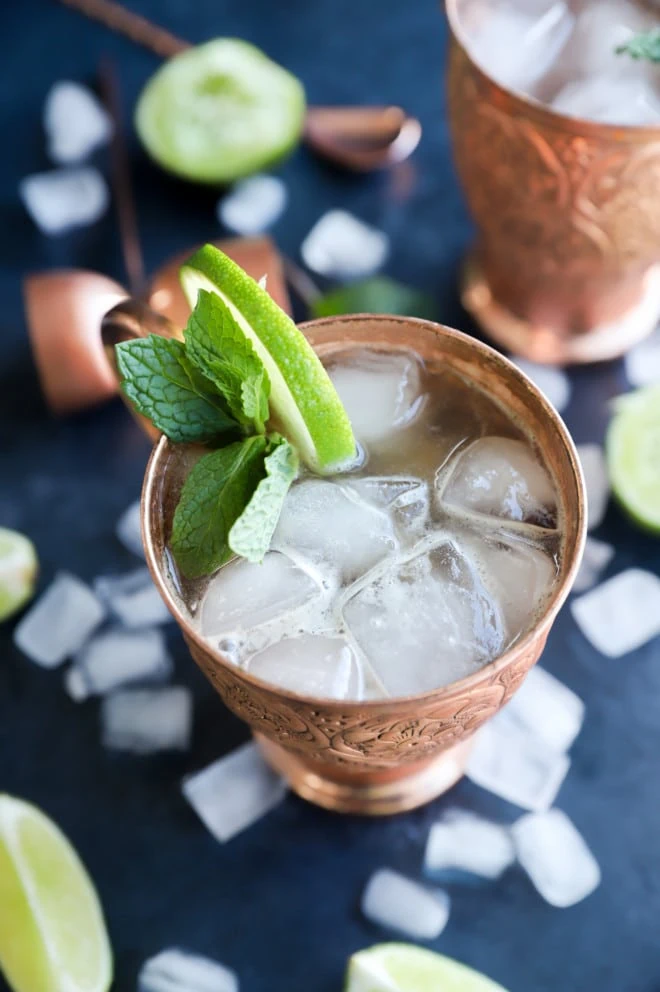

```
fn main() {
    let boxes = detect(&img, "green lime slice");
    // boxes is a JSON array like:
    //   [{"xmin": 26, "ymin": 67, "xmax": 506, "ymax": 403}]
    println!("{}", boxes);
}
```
[
  {"xmin": 0, "ymin": 529, "xmax": 38, "ymax": 623},
  {"xmin": 0, "ymin": 795, "xmax": 112, "ymax": 992},
  {"xmin": 180, "ymin": 244, "xmax": 356, "ymax": 472},
  {"xmin": 345, "ymin": 944, "xmax": 508, "ymax": 992},
  {"xmin": 135, "ymin": 38, "xmax": 306, "ymax": 184},
  {"xmin": 607, "ymin": 384, "xmax": 660, "ymax": 533}
]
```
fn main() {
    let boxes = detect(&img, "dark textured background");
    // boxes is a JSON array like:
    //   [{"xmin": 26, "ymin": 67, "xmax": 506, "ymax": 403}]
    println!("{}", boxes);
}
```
[{"xmin": 1, "ymin": 2, "xmax": 659, "ymax": 990}]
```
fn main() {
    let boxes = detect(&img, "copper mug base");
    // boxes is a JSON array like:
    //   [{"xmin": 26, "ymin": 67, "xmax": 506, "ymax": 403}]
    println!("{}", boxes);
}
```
[{"xmin": 463, "ymin": 251, "xmax": 660, "ymax": 366}]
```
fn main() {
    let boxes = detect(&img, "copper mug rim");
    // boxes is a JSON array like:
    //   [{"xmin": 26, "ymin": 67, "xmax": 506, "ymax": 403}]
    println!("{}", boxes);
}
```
[
  {"xmin": 445, "ymin": 0, "xmax": 660, "ymax": 140},
  {"xmin": 138, "ymin": 312, "xmax": 587, "ymax": 710}
]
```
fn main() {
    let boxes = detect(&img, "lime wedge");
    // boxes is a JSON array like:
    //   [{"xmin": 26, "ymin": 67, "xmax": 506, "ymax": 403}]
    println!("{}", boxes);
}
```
[
  {"xmin": 135, "ymin": 39, "xmax": 306, "ymax": 184},
  {"xmin": 0, "ymin": 795, "xmax": 112, "ymax": 992},
  {"xmin": 345, "ymin": 944, "xmax": 508, "ymax": 992},
  {"xmin": 607, "ymin": 384, "xmax": 660, "ymax": 533},
  {"xmin": 0, "ymin": 528, "xmax": 38, "ymax": 623},
  {"xmin": 180, "ymin": 244, "xmax": 356, "ymax": 472}
]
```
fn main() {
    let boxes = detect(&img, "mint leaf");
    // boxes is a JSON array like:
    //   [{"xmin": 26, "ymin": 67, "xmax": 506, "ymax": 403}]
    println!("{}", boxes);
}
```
[
  {"xmin": 184, "ymin": 290, "xmax": 270, "ymax": 432},
  {"xmin": 116, "ymin": 335, "xmax": 237, "ymax": 443},
  {"xmin": 170, "ymin": 436, "xmax": 268, "ymax": 578},
  {"xmin": 229, "ymin": 436, "xmax": 299, "ymax": 562},
  {"xmin": 617, "ymin": 28, "xmax": 660, "ymax": 63}
]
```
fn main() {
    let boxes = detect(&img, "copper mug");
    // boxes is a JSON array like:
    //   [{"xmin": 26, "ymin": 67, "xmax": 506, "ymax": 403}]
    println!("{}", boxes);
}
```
[
  {"xmin": 446, "ymin": 0, "xmax": 660, "ymax": 365},
  {"xmin": 102, "ymin": 307, "xmax": 586, "ymax": 815}
]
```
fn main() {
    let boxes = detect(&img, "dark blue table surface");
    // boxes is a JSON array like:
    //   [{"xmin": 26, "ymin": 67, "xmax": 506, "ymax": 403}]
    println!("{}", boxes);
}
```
[{"xmin": 2, "ymin": 2, "xmax": 660, "ymax": 990}]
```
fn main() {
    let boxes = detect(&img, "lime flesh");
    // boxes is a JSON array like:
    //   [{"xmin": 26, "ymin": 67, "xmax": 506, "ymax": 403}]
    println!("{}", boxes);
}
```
[
  {"xmin": 135, "ymin": 38, "xmax": 306, "ymax": 184},
  {"xmin": 0, "ymin": 528, "xmax": 38, "ymax": 623},
  {"xmin": 607, "ymin": 384, "xmax": 660, "ymax": 533},
  {"xmin": 0, "ymin": 795, "xmax": 112, "ymax": 992},
  {"xmin": 345, "ymin": 944, "xmax": 508, "ymax": 992},
  {"xmin": 180, "ymin": 244, "xmax": 356, "ymax": 472}
]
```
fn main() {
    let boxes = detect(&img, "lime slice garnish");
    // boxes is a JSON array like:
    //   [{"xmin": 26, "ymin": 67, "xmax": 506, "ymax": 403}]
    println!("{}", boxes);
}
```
[
  {"xmin": 135, "ymin": 39, "xmax": 306, "ymax": 184},
  {"xmin": 345, "ymin": 944, "xmax": 508, "ymax": 992},
  {"xmin": 0, "ymin": 528, "xmax": 38, "ymax": 623},
  {"xmin": 180, "ymin": 244, "xmax": 356, "ymax": 472},
  {"xmin": 0, "ymin": 795, "xmax": 112, "ymax": 992},
  {"xmin": 607, "ymin": 384, "xmax": 660, "ymax": 533}
]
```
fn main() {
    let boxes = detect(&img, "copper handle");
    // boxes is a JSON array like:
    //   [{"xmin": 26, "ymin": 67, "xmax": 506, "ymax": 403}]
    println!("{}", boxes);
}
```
[{"xmin": 58, "ymin": 0, "xmax": 189, "ymax": 57}]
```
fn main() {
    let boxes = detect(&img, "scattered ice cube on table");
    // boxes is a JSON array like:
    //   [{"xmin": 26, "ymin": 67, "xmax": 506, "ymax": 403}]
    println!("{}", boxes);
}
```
[
  {"xmin": 511, "ymin": 358, "xmax": 571, "ymax": 413},
  {"xmin": 466, "ymin": 710, "xmax": 570, "ymax": 811},
  {"xmin": 572, "ymin": 536, "xmax": 615, "ymax": 594},
  {"xmin": 424, "ymin": 809, "xmax": 515, "ymax": 880},
  {"xmin": 504, "ymin": 665, "xmax": 584, "ymax": 754},
  {"xmin": 246, "ymin": 634, "xmax": 364, "ymax": 699},
  {"xmin": 343, "ymin": 537, "xmax": 505, "ymax": 696},
  {"xmin": 14, "ymin": 572, "xmax": 105, "ymax": 669},
  {"xmin": 200, "ymin": 551, "xmax": 322, "ymax": 639},
  {"xmin": 439, "ymin": 437, "xmax": 557, "ymax": 528},
  {"xmin": 571, "ymin": 569, "xmax": 660, "ymax": 657},
  {"xmin": 19, "ymin": 167, "xmax": 109, "ymax": 235},
  {"xmin": 94, "ymin": 568, "xmax": 171, "ymax": 628},
  {"xmin": 273, "ymin": 480, "xmax": 397, "ymax": 583},
  {"xmin": 512, "ymin": 809, "xmax": 601, "ymax": 908},
  {"xmin": 116, "ymin": 500, "xmax": 144, "ymax": 558},
  {"xmin": 44, "ymin": 81, "xmax": 112, "ymax": 164},
  {"xmin": 361, "ymin": 869, "xmax": 450, "ymax": 940},
  {"xmin": 65, "ymin": 627, "xmax": 172, "ymax": 700},
  {"xmin": 625, "ymin": 328, "xmax": 660, "ymax": 389},
  {"xmin": 301, "ymin": 210, "xmax": 389, "ymax": 279},
  {"xmin": 329, "ymin": 350, "xmax": 425, "ymax": 446},
  {"xmin": 139, "ymin": 947, "xmax": 239, "ymax": 992},
  {"xmin": 182, "ymin": 742, "xmax": 286, "ymax": 843},
  {"xmin": 217, "ymin": 174, "xmax": 287, "ymax": 235},
  {"xmin": 577, "ymin": 444, "xmax": 610, "ymax": 531},
  {"xmin": 101, "ymin": 687, "xmax": 192, "ymax": 754},
  {"xmin": 552, "ymin": 74, "xmax": 660, "ymax": 126}
]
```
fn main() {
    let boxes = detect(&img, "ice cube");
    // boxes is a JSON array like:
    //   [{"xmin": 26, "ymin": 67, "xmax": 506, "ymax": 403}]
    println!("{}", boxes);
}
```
[
  {"xmin": 345, "ymin": 476, "xmax": 424, "ymax": 508},
  {"xmin": 272, "ymin": 480, "xmax": 397, "ymax": 583},
  {"xmin": 101, "ymin": 687, "xmax": 193, "ymax": 754},
  {"xmin": 44, "ymin": 81, "xmax": 112, "ymax": 164},
  {"xmin": 625, "ymin": 328, "xmax": 660, "ymax": 388},
  {"xmin": 466, "ymin": 710, "xmax": 570, "ymax": 811},
  {"xmin": 511, "ymin": 358, "xmax": 571, "ymax": 413},
  {"xmin": 19, "ymin": 167, "xmax": 109, "ymax": 236},
  {"xmin": 439, "ymin": 437, "xmax": 557, "ymax": 528},
  {"xmin": 245, "ymin": 634, "xmax": 364, "ymax": 699},
  {"xmin": 361, "ymin": 869, "xmax": 450, "ymax": 940},
  {"xmin": 200, "ymin": 551, "xmax": 322, "ymax": 639},
  {"xmin": 424, "ymin": 809, "xmax": 515, "ymax": 879},
  {"xmin": 503, "ymin": 665, "xmax": 585, "ymax": 754},
  {"xmin": 389, "ymin": 484, "xmax": 431, "ymax": 543},
  {"xmin": 572, "ymin": 536, "xmax": 615, "ymax": 594},
  {"xmin": 512, "ymin": 809, "xmax": 601, "ymax": 908},
  {"xmin": 65, "ymin": 627, "xmax": 172, "ymax": 700},
  {"xmin": 571, "ymin": 568, "xmax": 660, "ymax": 657},
  {"xmin": 553, "ymin": 0, "xmax": 652, "ymax": 81},
  {"xmin": 217, "ymin": 174, "xmax": 287, "ymax": 235},
  {"xmin": 552, "ymin": 73, "xmax": 660, "ymax": 126},
  {"xmin": 329, "ymin": 351, "xmax": 425, "ymax": 447},
  {"xmin": 94, "ymin": 568, "xmax": 171, "ymax": 628},
  {"xmin": 182, "ymin": 742, "xmax": 286, "ymax": 843},
  {"xmin": 301, "ymin": 210, "xmax": 389, "ymax": 279},
  {"xmin": 116, "ymin": 500, "xmax": 144, "ymax": 558},
  {"xmin": 343, "ymin": 537, "xmax": 505, "ymax": 696},
  {"xmin": 139, "ymin": 947, "xmax": 238, "ymax": 992},
  {"xmin": 14, "ymin": 572, "xmax": 105, "ymax": 669},
  {"xmin": 577, "ymin": 444, "xmax": 610, "ymax": 531}
]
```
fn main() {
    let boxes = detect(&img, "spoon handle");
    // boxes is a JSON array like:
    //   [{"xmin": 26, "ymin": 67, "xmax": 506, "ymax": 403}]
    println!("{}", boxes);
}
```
[{"xmin": 58, "ymin": 0, "xmax": 189, "ymax": 58}]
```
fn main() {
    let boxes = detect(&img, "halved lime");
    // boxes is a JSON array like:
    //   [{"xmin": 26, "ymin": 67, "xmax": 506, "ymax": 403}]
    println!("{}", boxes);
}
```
[
  {"xmin": 0, "ymin": 528, "xmax": 38, "ymax": 623},
  {"xmin": 607, "ymin": 384, "xmax": 660, "ymax": 533},
  {"xmin": 135, "ymin": 39, "xmax": 306, "ymax": 184},
  {"xmin": 180, "ymin": 244, "xmax": 356, "ymax": 472},
  {"xmin": 345, "ymin": 944, "xmax": 508, "ymax": 992},
  {"xmin": 0, "ymin": 795, "xmax": 112, "ymax": 992}
]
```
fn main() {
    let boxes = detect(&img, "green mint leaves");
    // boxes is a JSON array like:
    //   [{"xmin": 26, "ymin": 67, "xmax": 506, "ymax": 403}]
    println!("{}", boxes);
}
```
[
  {"xmin": 116, "ymin": 291, "xmax": 298, "ymax": 577},
  {"xmin": 616, "ymin": 28, "xmax": 660, "ymax": 63}
]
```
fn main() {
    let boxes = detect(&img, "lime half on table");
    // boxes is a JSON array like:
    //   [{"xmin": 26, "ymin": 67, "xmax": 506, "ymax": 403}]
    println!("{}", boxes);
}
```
[
  {"xmin": 135, "ymin": 38, "xmax": 306, "ymax": 184},
  {"xmin": 607, "ymin": 383, "xmax": 660, "ymax": 533},
  {"xmin": 0, "ymin": 528, "xmax": 37, "ymax": 623},
  {"xmin": 345, "ymin": 944, "xmax": 509, "ymax": 992}
]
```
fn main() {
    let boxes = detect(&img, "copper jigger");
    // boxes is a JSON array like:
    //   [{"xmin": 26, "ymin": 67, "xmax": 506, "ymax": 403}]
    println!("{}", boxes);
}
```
[
  {"xmin": 102, "ymin": 309, "xmax": 586, "ymax": 815},
  {"xmin": 446, "ymin": 0, "xmax": 660, "ymax": 365}
]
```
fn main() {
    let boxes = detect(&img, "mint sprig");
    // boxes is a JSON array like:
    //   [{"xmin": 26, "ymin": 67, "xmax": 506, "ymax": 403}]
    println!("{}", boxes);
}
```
[
  {"xmin": 616, "ymin": 29, "xmax": 660, "ymax": 63},
  {"xmin": 229, "ymin": 436, "xmax": 299, "ymax": 562}
]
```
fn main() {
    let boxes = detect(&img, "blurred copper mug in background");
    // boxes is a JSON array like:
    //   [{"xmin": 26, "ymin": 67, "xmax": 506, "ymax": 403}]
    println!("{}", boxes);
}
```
[{"xmin": 446, "ymin": 0, "xmax": 660, "ymax": 365}]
